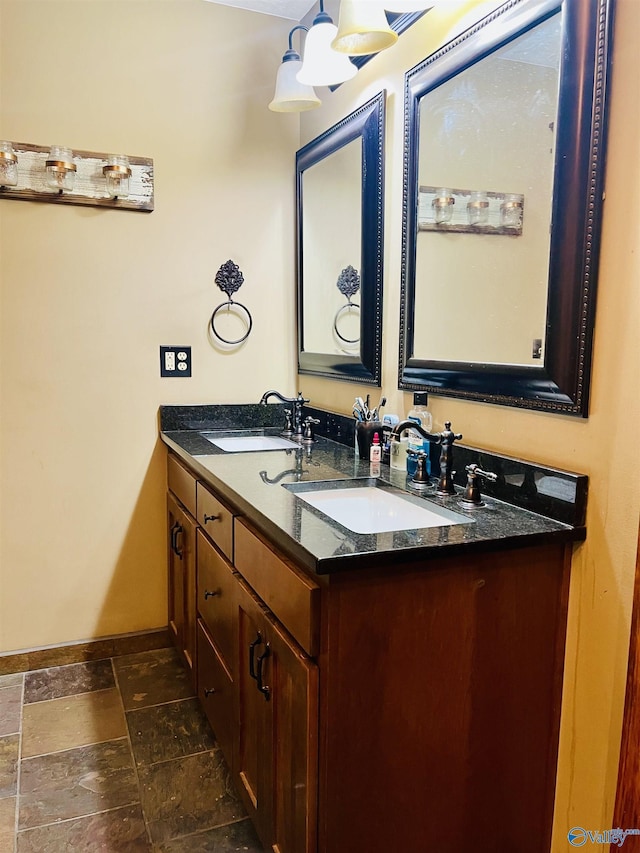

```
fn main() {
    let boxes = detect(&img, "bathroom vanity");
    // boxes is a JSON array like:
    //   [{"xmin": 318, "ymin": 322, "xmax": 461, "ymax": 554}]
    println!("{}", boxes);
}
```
[{"xmin": 160, "ymin": 405, "xmax": 587, "ymax": 853}]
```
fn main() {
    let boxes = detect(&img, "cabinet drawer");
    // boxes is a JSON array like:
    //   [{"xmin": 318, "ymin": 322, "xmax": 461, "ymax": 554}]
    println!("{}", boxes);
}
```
[
  {"xmin": 197, "ymin": 620, "xmax": 234, "ymax": 772},
  {"xmin": 168, "ymin": 454, "xmax": 197, "ymax": 517},
  {"xmin": 197, "ymin": 529, "xmax": 235, "ymax": 673},
  {"xmin": 196, "ymin": 482, "xmax": 235, "ymax": 560},
  {"xmin": 234, "ymin": 518, "xmax": 320, "ymax": 658}
]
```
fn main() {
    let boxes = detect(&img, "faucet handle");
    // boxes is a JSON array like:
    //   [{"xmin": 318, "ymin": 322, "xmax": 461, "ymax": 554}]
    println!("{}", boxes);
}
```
[
  {"xmin": 282, "ymin": 409, "xmax": 294, "ymax": 437},
  {"xmin": 459, "ymin": 463, "xmax": 498, "ymax": 507},
  {"xmin": 303, "ymin": 416, "xmax": 320, "ymax": 444}
]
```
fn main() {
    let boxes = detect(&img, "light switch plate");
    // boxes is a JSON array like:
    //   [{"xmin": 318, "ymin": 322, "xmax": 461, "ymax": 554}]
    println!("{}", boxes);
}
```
[{"xmin": 160, "ymin": 346, "xmax": 191, "ymax": 377}]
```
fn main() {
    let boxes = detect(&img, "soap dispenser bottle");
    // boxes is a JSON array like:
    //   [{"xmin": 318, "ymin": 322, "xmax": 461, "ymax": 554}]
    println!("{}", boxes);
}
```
[{"xmin": 407, "ymin": 392, "xmax": 433, "ymax": 477}]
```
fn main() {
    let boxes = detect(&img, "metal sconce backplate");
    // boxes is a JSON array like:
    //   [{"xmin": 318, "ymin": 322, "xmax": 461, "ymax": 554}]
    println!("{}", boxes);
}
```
[{"xmin": 0, "ymin": 142, "xmax": 154, "ymax": 211}]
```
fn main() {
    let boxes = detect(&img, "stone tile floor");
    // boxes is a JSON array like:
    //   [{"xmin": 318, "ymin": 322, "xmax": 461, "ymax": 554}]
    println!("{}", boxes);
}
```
[{"xmin": 0, "ymin": 647, "xmax": 266, "ymax": 851}]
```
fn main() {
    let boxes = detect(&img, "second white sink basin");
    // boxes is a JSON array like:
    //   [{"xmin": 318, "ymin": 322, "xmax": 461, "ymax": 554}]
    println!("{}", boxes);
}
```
[
  {"xmin": 285, "ymin": 480, "xmax": 473, "ymax": 534},
  {"xmin": 201, "ymin": 432, "xmax": 299, "ymax": 452}
]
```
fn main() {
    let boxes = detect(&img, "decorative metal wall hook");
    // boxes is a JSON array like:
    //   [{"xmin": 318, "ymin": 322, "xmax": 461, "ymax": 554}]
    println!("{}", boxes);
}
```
[
  {"xmin": 333, "ymin": 265, "xmax": 360, "ymax": 344},
  {"xmin": 210, "ymin": 259, "xmax": 253, "ymax": 345}
]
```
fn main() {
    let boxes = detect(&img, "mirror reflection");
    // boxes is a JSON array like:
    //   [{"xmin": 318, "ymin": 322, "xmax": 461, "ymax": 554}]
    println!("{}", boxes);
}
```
[
  {"xmin": 301, "ymin": 139, "xmax": 362, "ymax": 354},
  {"xmin": 296, "ymin": 91, "xmax": 385, "ymax": 386},
  {"xmin": 414, "ymin": 13, "xmax": 561, "ymax": 366}
]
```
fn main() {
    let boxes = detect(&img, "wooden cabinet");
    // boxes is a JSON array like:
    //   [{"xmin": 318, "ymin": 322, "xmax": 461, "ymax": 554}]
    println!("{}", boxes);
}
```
[
  {"xmin": 166, "ymin": 450, "xmax": 571, "ymax": 853},
  {"xmin": 167, "ymin": 490, "xmax": 197, "ymax": 683},
  {"xmin": 235, "ymin": 576, "xmax": 318, "ymax": 853}
]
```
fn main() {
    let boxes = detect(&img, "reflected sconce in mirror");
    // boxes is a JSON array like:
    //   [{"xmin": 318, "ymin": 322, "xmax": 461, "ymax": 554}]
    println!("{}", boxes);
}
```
[
  {"xmin": 332, "ymin": 0, "xmax": 398, "ymax": 55},
  {"xmin": 418, "ymin": 186, "xmax": 524, "ymax": 235},
  {"xmin": 0, "ymin": 141, "xmax": 153, "ymax": 211}
]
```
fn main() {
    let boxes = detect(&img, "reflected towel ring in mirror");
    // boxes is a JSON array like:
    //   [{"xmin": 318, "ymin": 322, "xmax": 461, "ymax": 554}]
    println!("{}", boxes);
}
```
[
  {"xmin": 210, "ymin": 259, "xmax": 253, "ymax": 346},
  {"xmin": 333, "ymin": 265, "xmax": 360, "ymax": 344}
]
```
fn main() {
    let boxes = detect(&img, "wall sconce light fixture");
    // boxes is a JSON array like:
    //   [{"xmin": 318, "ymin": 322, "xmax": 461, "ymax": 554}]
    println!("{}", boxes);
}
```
[
  {"xmin": 0, "ymin": 141, "xmax": 153, "ymax": 211},
  {"xmin": 0, "ymin": 141, "xmax": 18, "ymax": 187},
  {"xmin": 45, "ymin": 145, "xmax": 77, "ymax": 192},
  {"xmin": 103, "ymin": 154, "xmax": 132, "ymax": 198},
  {"xmin": 269, "ymin": 25, "xmax": 321, "ymax": 112},
  {"xmin": 296, "ymin": 0, "xmax": 357, "ymax": 87},
  {"xmin": 332, "ymin": 0, "xmax": 399, "ymax": 56}
]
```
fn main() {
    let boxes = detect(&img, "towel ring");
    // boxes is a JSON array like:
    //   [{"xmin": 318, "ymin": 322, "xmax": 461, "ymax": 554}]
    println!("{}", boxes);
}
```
[
  {"xmin": 210, "ymin": 259, "xmax": 252, "ymax": 346},
  {"xmin": 333, "ymin": 265, "xmax": 360, "ymax": 344},
  {"xmin": 210, "ymin": 300, "xmax": 253, "ymax": 345}
]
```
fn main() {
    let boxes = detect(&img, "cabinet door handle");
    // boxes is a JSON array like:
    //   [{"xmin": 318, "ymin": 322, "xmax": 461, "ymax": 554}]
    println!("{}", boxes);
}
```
[
  {"xmin": 203, "ymin": 589, "xmax": 219, "ymax": 600},
  {"xmin": 203, "ymin": 513, "xmax": 220, "ymax": 524},
  {"xmin": 173, "ymin": 523, "xmax": 184, "ymax": 558},
  {"xmin": 256, "ymin": 644, "xmax": 271, "ymax": 701},
  {"xmin": 204, "ymin": 687, "xmax": 216, "ymax": 697},
  {"xmin": 170, "ymin": 522, "xmax": 179, "ymax": 553},
  {"xmin": 249, "ymin": 632, "xmax": 263, "ymax": 680}
]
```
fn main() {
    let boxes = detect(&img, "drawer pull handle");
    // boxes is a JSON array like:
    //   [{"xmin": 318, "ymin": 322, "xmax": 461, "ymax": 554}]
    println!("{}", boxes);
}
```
[
  {"xmin": 249, "ymin": 632, "xmax": 263, "ymax": 680},
  {"xmin": 203, "ymin": 513, "xmax": 220, "ymax": 524},
  {"xmin": 204, "ymin": 589, "xmax": 219, "ymax": 599},
  {"xmin": 204, "ymin": 687, "xmax": 216, "ymax": 697},
  {"xmin": 256, "ymin": 644, "xmax": 271, "ymax": 700}
]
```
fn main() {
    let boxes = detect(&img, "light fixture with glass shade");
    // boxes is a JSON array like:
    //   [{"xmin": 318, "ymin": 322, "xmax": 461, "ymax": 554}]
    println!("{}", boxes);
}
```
[
  {"xmin": 45, "ymin": 146, "xmax": 76, "ymax": 192},
  {"xmin": 0, "ymin": 141, "xmax": 18, "ymax": 188},
  {"xmin": 269, "ymin": 25, "xmax": 321, "ymax": 112},
  {"xmin": 103, "ymin": 155, "xmax": 132, "ymax": 198},
  {"xmin": 331, "ymin": 0, "xmax": 399, "ymax": 56},
  {"xmin": 296, "ymin": 0, "xmax": 357, "ymax": 87}
]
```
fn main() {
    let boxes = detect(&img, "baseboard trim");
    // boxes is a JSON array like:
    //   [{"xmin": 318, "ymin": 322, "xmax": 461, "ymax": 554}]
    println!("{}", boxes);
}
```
[{"xmin": 0, "ymin": 627, "xmax": 171, "ymax": 676}]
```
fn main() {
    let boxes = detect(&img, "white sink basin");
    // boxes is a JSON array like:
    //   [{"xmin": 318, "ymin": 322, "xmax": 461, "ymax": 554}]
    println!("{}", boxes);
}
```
[
  {"xmin": 285, "ymin": 480, "xmax": 473, "ymax": 534},
  {"xmin": 201, "ymin": 432, "xmax": 299, "ymax": 453}
]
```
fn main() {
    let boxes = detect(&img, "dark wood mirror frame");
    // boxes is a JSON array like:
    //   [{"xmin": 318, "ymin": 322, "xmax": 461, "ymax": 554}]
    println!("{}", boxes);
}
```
[
  {"xmin": 296, "ymin": 91, "xmax": 385, "ymax": 386},
  {"xmin": 398, "ymin": 0, "xmax": 615, "ymax": 416}
]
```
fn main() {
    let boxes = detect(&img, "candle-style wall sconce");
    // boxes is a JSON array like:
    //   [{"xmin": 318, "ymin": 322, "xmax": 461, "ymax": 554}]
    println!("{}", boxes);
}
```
[
  {"xmin": 0, "ymin": 141, "xmax": 153, "ymax": 211},
  {"xmin": 418, "ymin": 185, "xmax": 523, "ymax": 235}
]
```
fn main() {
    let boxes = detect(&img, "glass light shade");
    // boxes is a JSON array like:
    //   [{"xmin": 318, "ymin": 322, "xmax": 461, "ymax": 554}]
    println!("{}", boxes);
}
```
[
  {"xmin": 270, "ymin": 58, "xmax": 321, "ymax": 112},
  {"xmin": 297, "ymin": 21, "xmax": 357, "ymax": 86},
  {"xmin": 0, "ymin": 141, "xmax": 18, "ymax": 187},
  {"xmin": 103, "ymin": 154, "xmax": 132, "ymax": 198},
  {"xmin": 331, "ymin": 0, "xmax": 399, "ymax": 55},
  {"xmin": 45, "ymin": 145, "xmax": 76, "ymax": 192}
]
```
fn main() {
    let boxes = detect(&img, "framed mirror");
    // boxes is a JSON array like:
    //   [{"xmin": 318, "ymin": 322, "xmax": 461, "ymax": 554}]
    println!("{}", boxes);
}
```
[
  {"xmin": 398, "ymin": 0, "xmax": 614, "ymax": 416},
  {"xmin": 296, "ymin": 91, "xmax": 385, "ymax": 386}
]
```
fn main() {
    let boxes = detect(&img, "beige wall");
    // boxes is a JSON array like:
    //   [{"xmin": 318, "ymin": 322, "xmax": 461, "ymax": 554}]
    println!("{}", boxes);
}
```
[
  {"xmin": 0, "ymin": 0, "xmax": 298, "ymax": 650},
  {"xmin": 1, "ymin": 0, "xmax": 639, "ymax": 848},
  {"xmin": 300, "ymin": 0, "xmax": 640, "ymax": 848}
]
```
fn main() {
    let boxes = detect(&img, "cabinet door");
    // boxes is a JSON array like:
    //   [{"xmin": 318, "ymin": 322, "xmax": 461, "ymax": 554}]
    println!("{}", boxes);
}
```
[
  {"xmin": 235, "ymin": 580, "xmax": 273, "ymax": 846},
  {"xmin": 167, "ymin": 493, "xmax": 197, "ymax": 683},
  {"xmin": 268, "ymin": 612, "xmax": 318, "ymax": 853},
  {"xmin": 197, "ymin": 619, "xmax": 234, "ymax": 771},
  {"xmin": 235, "ymin": 577, "xmax": 318, "ymax": 853}
]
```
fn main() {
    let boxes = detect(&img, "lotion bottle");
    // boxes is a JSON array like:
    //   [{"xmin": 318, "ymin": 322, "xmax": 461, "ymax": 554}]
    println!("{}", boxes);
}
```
[{"xmin": 369, "ymin": 432, "xmax": 382, "ymax": 463}]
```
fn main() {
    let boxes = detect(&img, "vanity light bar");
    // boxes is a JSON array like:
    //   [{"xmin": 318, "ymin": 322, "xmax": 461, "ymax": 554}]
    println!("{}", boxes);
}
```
[
  {"xmin": 0, "ymin": 141, "xmax": 154, "ymax": 212},
  {"xmin": 418, "ymin": 186, "xmax": 524, "ymax": 235}
]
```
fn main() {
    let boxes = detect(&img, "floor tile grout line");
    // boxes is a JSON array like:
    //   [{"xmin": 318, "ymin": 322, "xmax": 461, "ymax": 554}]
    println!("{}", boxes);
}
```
[
  {"xmin": 23, "ymin": 684, "xmax": 120, "ymax": 707},
  {"xmin": 15, "ymin": 799, "xmax": 143, "ymax": 836},
  {"xmin": 19, "ymin": 735, "xmax": 129, "ymax": 763},
  {"xmin": 135, "ymin": 744, "xmax": 220, "ymax": 771},
  {"xmin": 158, "ymin": 815, "xmax": 255, "ymax": 846},
  {"xmin": 111, "ymin": 656, "xmax": 154, "ymax": 847},
  {"xmin": 124, "ymin": 693, "xmax": 198, "ymax": 714}
]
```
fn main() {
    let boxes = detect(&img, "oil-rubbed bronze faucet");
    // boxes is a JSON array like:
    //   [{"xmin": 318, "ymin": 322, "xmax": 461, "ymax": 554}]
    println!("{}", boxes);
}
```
[
  {"xmin": 259, "ymin": 390, "xmax": 309, "ymax": 440},
  {"xmin": 391, "ymin": 419, "xmax": 462, "ymax": 496}
]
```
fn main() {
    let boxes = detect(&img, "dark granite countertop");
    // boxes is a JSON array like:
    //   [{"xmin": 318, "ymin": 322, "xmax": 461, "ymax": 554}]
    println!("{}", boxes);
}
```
[{"xmin": 159, "ymin": 405, "xmax": 586, "ymax": 575}]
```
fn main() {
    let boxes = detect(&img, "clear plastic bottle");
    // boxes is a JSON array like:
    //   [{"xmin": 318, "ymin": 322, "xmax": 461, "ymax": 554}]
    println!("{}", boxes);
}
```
[{"xmin": 407, "ymin": 392, "xmax": 432, "ymax": 476}]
